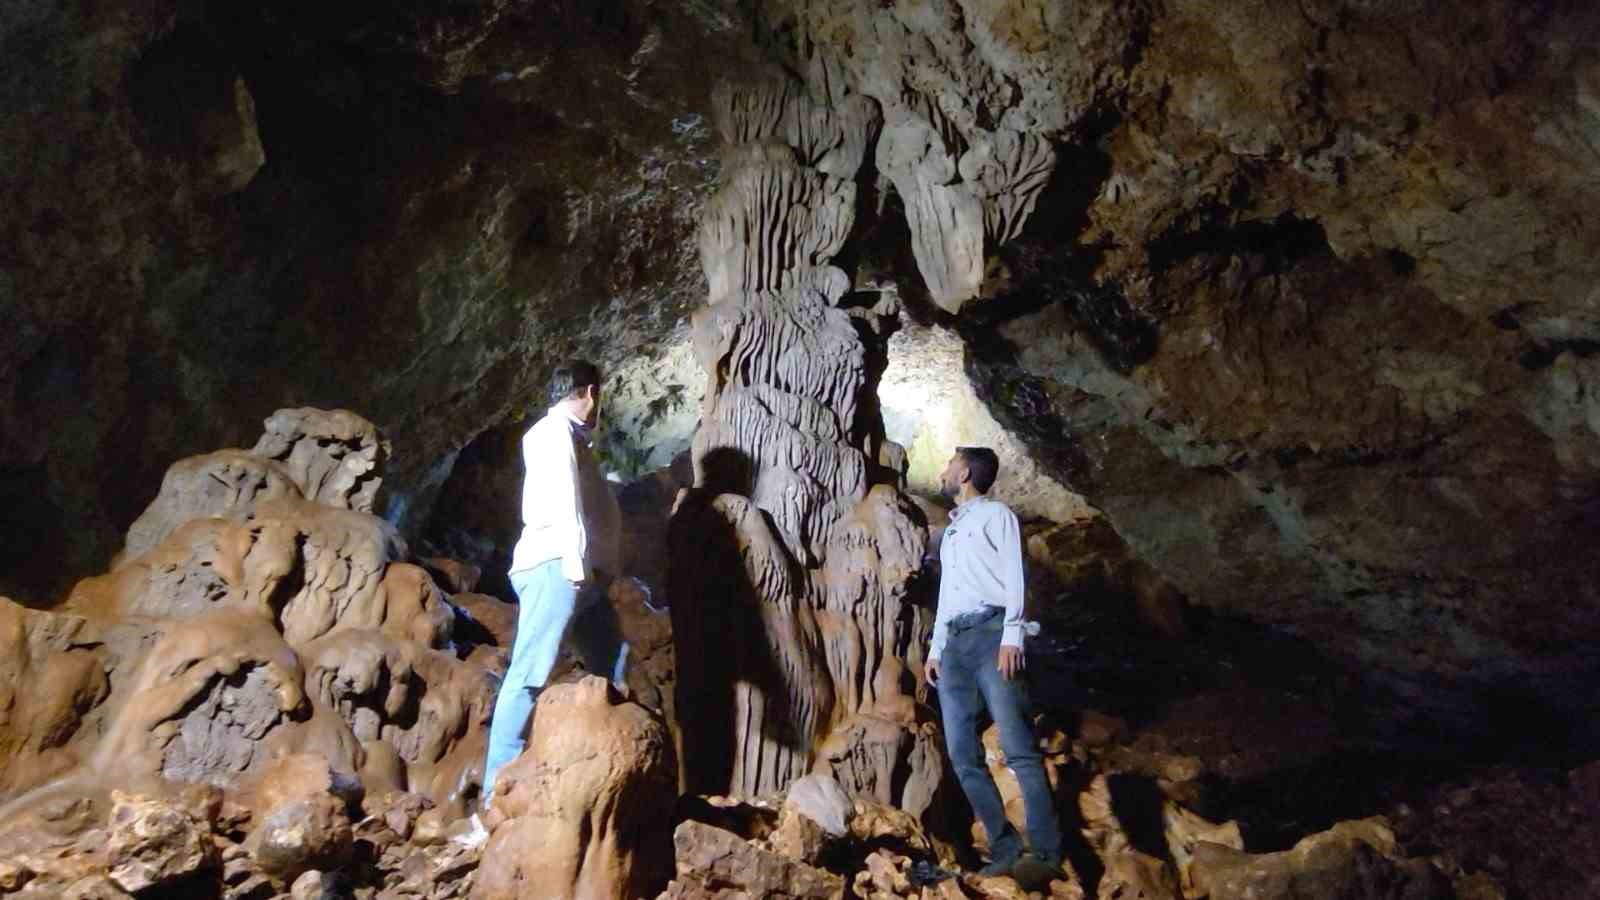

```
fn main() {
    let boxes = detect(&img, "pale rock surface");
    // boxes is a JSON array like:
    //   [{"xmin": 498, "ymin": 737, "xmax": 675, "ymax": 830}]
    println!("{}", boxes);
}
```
[
  {"xmin": 103, "ymin": 790, "xmax": 220, "ymax": 893},
  {"xmin": 879, "ymin": 324, "xmax": 1094, "ymax": 524}
]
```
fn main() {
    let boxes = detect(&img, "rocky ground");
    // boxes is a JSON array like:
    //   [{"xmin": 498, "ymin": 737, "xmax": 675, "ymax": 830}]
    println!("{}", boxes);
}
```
[{"xmin": 0, "ymin": 407, "xmax": 1592, "ymax": 899}]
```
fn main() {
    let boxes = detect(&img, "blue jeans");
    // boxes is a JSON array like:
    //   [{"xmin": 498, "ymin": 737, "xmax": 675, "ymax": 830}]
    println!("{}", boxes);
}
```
[
  {"xmin": 481, "ymin": 559, "xmax": 629, "ymax": 802},
  {"xmin": 937, "ymin": 608, "xmax": 1062, "ymax": 863}
]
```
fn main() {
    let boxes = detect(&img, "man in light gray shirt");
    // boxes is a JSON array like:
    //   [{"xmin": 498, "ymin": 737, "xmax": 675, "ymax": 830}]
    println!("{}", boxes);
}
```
[{"xmin": 926, "ymin": 447, "xmax": 1062, "ymax": 885}]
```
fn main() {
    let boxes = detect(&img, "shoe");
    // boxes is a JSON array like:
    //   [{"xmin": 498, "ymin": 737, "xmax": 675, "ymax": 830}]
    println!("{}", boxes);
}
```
[
  {"xmin": 450, "ymin": 813, "xmax": 489, "ymax": 849},
  {"xmin": 1011, "ymin": 853, "xmax": 1066, "ymax": 890},
  {"xmin": 978, "ymin": 851, "xmax": 1020, "ymax": 877},
  {"xmin": 908, "ymin": 859, "xmax": 956, "ymax": 887}
]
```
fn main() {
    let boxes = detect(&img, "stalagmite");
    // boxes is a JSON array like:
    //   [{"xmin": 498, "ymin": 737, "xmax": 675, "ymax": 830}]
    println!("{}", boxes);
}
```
[{"xmin": 670, "ymin": 67, "xmax": 942, "ymax": 812}]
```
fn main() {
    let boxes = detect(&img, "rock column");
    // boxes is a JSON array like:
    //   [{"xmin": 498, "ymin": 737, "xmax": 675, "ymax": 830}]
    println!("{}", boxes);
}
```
[{"xmin": 669, "ymin": 69, "xmax": 939, "ymax": 811}]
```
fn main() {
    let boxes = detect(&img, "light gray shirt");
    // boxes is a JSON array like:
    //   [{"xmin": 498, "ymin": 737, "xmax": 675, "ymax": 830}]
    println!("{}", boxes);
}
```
[{"xmin": 928, "ymin": 495, "xmax": 1029, "ymax": 661}]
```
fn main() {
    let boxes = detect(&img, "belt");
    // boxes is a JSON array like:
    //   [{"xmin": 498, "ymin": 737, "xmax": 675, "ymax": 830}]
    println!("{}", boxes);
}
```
[{"xmin": 947, "ymin": 605, "xmax": 1004, "ymax": 634}]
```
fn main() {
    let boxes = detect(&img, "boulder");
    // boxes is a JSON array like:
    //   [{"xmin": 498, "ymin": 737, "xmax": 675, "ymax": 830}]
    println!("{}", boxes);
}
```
[
  {"xmin": 473, "ymin": 676, "xmax": 676, "ymax": 900},
  {"xmin": 1189, "ymin": 818, "xmax": 1453, "ymax": 900},
  {"xmin": 1096, "ymin": 852, "xmax": 1181, "ymax": 900},
  {"xmin": 658, "ymin": 820, "xmax": 844, "ymax": 900},
  {"xmin": 242, "ymin": 755, "xmax": 357, "ymax": 886},
  {"xmin": 785, "ymin": 774, "xmax": 852, "ymax": 837},
  {"xmin": 104, "ymin": 790, "xmax": 219, "ymax": 894}
]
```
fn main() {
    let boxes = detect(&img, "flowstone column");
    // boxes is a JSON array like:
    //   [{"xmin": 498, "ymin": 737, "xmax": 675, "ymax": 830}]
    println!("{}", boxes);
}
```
[{"xmin": 669, "ymin": 70, "xmax": 941, "ymax": 812}]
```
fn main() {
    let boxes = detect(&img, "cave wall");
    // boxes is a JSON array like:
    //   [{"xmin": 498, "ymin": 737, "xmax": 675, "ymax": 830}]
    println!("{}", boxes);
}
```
[
  {"xmin": 748, "ymin": 0, "xmax": 1600, "ymax": 731},
  {"xmin": 7, "ymin": 0, "xmax": 1600, "ymax": 739},
  {"xmin": 0, "ymin": 0, "xmax": 748, "ymax": 601}
]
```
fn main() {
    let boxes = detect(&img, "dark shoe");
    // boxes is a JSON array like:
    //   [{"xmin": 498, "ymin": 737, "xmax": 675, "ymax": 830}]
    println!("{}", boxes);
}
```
[
  {"xmin": 908, "ymin": 859, "xmax": 956, "ymax": 887},
  {"xmin": 978, "ymin": 851, "xmax": 1021, "ymax": 877},
  {"xmin": 1011, "ymin": 853, "xmax": 1067, "ymax": 891}
]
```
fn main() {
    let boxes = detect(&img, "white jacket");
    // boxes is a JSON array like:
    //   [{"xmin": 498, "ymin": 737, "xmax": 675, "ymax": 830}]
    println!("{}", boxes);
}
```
[
  {"xmin": 508, "ymin": 408, "xmax": 621, "ymax": 582},
  {"xmin": 929, "ymin": 495, "xmax": 1029, "ymax": 661}
]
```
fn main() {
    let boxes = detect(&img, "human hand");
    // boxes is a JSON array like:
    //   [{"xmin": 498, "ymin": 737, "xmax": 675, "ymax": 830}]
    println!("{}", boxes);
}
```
[
  {"xmin": 998, "ymin": 646, "xmax": 1024, "ymax": 680},
  {"xmin": 925, "ymin": 657, "xmax": 942, "ymax": 687}
]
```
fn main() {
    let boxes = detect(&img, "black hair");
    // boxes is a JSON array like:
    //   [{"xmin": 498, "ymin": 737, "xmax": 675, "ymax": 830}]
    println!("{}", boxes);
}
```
[
  {"xmin": 957, "ymin": 446, "xmax": 1000, "ymax": 494},
  {"xmin": 548, "ymin": 360, "xmax": 602, "ymax": 406}
]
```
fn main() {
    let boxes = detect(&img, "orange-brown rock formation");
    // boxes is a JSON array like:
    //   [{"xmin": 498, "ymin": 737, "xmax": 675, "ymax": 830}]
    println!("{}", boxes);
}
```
[
  {"xmin": 473, "ymin": 676, "xmax": 676, "ymax": 900},
  {"xmin": 0, "ymin": 409, "xmax": 498, "ymax": 898}
]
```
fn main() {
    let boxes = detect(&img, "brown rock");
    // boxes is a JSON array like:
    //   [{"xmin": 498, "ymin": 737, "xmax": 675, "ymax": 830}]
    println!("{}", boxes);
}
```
[
  {"xmin": 659, "ymin": 820, "xmax": 844, "ymax": 900},
  {"xmin": 104, "ymin": 790, "xmax": 219, "ymax": 894},
  {"xmin": 291, "ymin": 869, "xmax": 330, "ymax": 900},
  {"xmin": 849, "ymin": 799, "xmax": 939, "ymax": 860},
  {"xmin": 1161, "ymin": 802, "xmax": 1243, "ymax": 896},
  {"xmin": 670, "ymin": 65, "xmax": 933, "ymax": 809},
  {"xmin": 854, "ymin": 849, "xmax": 912, "ymax": 898},
  {"xmin": 0, "ymin": 859, "xmax": 35, "ymax": 892},
  {"xmin": 0, "ymin": 598, "xmax": 107, "ymax": 795},
  {"xmin": 450, "ymin": 592, "xmax": 518, "ymax": 649},
  {"xmin": 243, "ymin": 755, "xmax": 357, "ymax": 886},
  {"xmin": 784, "ymin": 773, "xmax": 852, "ymax": 837},
  {"xmin": 1096, "ymin": 852, "xmax": 1181, "ymax": 900},
  {"xmin": 769, "ymin": 803, "xmax": 830, "ymax": 864},
  {"xmin": 1189, "ymin": 818, "xmax": 1453, "ymax": 900},
  {"xmin": 251, "ymin": 407, "xmax": 388, "ymax": 514},
  {"xmin": 423, "ymin": 558, "xmax": 483, "ymax": 594},
  {"xmin": 1075, "ymin": 711, "xmax": 1128, "ymax": 749},
  {"xmin": 60, "ymin": 875, "xmax": 133, "ymax": 900},
  {"xmin": 921, "ymin": 880, "xmax": 972, "ymax": 900},
  {"xmin": 120, "ymin": 449, "xmax": 303, "ymax": 562},
  {"xmin": 473, "ymin": 676, "xmax": 675, "ymax": 900}
]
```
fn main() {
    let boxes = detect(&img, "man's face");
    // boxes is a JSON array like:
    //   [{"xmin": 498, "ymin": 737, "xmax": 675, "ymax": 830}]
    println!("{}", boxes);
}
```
[
  {"xmin": 938, "ymin": 453, "xmax": 966, "ymax": 501},
  {"xmin": 579, "ymin": 384, "xmax": 602, "ymax": 428}
]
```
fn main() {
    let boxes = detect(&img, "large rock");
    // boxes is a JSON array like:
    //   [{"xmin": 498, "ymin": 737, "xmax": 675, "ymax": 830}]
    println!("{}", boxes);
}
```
[
  {"xmin": 0, "ymin": 599, "xmax": 107, "ymax": 795},
  {"xmin": 658, "ymin": 820, "xmax": 844, "ymax": 900},
  {"xmin": 1189, "ymin": 818, "xmax": 1454, "ymax": 900},
  {"xmin": 473, "ymin": 676, "xmax": 676, "ymax": 900},
  {"xmin": 242, "ymin": 755, "xmax": 358, "ymax": 887},
  {"xmin": 105, "ymin": 790, "xmax": 220, "ymax": 894}
]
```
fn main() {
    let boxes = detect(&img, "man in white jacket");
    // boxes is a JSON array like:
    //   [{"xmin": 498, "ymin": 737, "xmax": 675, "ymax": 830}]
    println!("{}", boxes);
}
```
[
  {"xmin": 478, "ymin": 360, "xmax": 628, "ymax": 807},
  {"xmin": 925, "ymin": 447, "xmax": 1062, "ymax": 885}
]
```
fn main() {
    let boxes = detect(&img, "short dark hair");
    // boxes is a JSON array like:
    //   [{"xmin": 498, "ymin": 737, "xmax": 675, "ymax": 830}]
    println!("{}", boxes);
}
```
[
  {"xmin": 957, "ymin": 446, "xmax": 1000, "ymax": 494},
  {"xmin": 548, "ymin": 360, "xmax": 601, "ymax": 406}
]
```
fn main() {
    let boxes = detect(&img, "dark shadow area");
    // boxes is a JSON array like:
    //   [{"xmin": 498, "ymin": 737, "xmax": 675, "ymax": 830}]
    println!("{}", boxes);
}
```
[{"xmin": 668, "ymin": 446, "xmax": 817, "ymax": 795}]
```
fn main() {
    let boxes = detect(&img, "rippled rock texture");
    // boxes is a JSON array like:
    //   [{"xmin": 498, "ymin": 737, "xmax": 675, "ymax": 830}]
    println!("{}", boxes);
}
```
[{"xmin": 667, "ymin": 64, "xmax": 944, "ymax": 808}]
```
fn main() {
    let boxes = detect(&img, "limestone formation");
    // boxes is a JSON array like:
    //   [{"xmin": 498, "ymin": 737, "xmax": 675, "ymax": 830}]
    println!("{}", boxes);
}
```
[
  {"xmin": 0, "ymin": 409, "xmax": 499, "ymax": 898},
  {"xmin": 474, "ymin": 677, "xmax": 676, "ymax": 900},
  {"xmin": 671, "ymin": 67, "xmax": 939, "ymax": 813}
]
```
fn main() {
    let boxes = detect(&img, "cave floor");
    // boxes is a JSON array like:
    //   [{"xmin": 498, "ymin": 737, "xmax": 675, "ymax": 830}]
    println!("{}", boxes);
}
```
[{"xmin": 1020, "ymin": 592, "xmax": 1600, "ymax": 900}]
